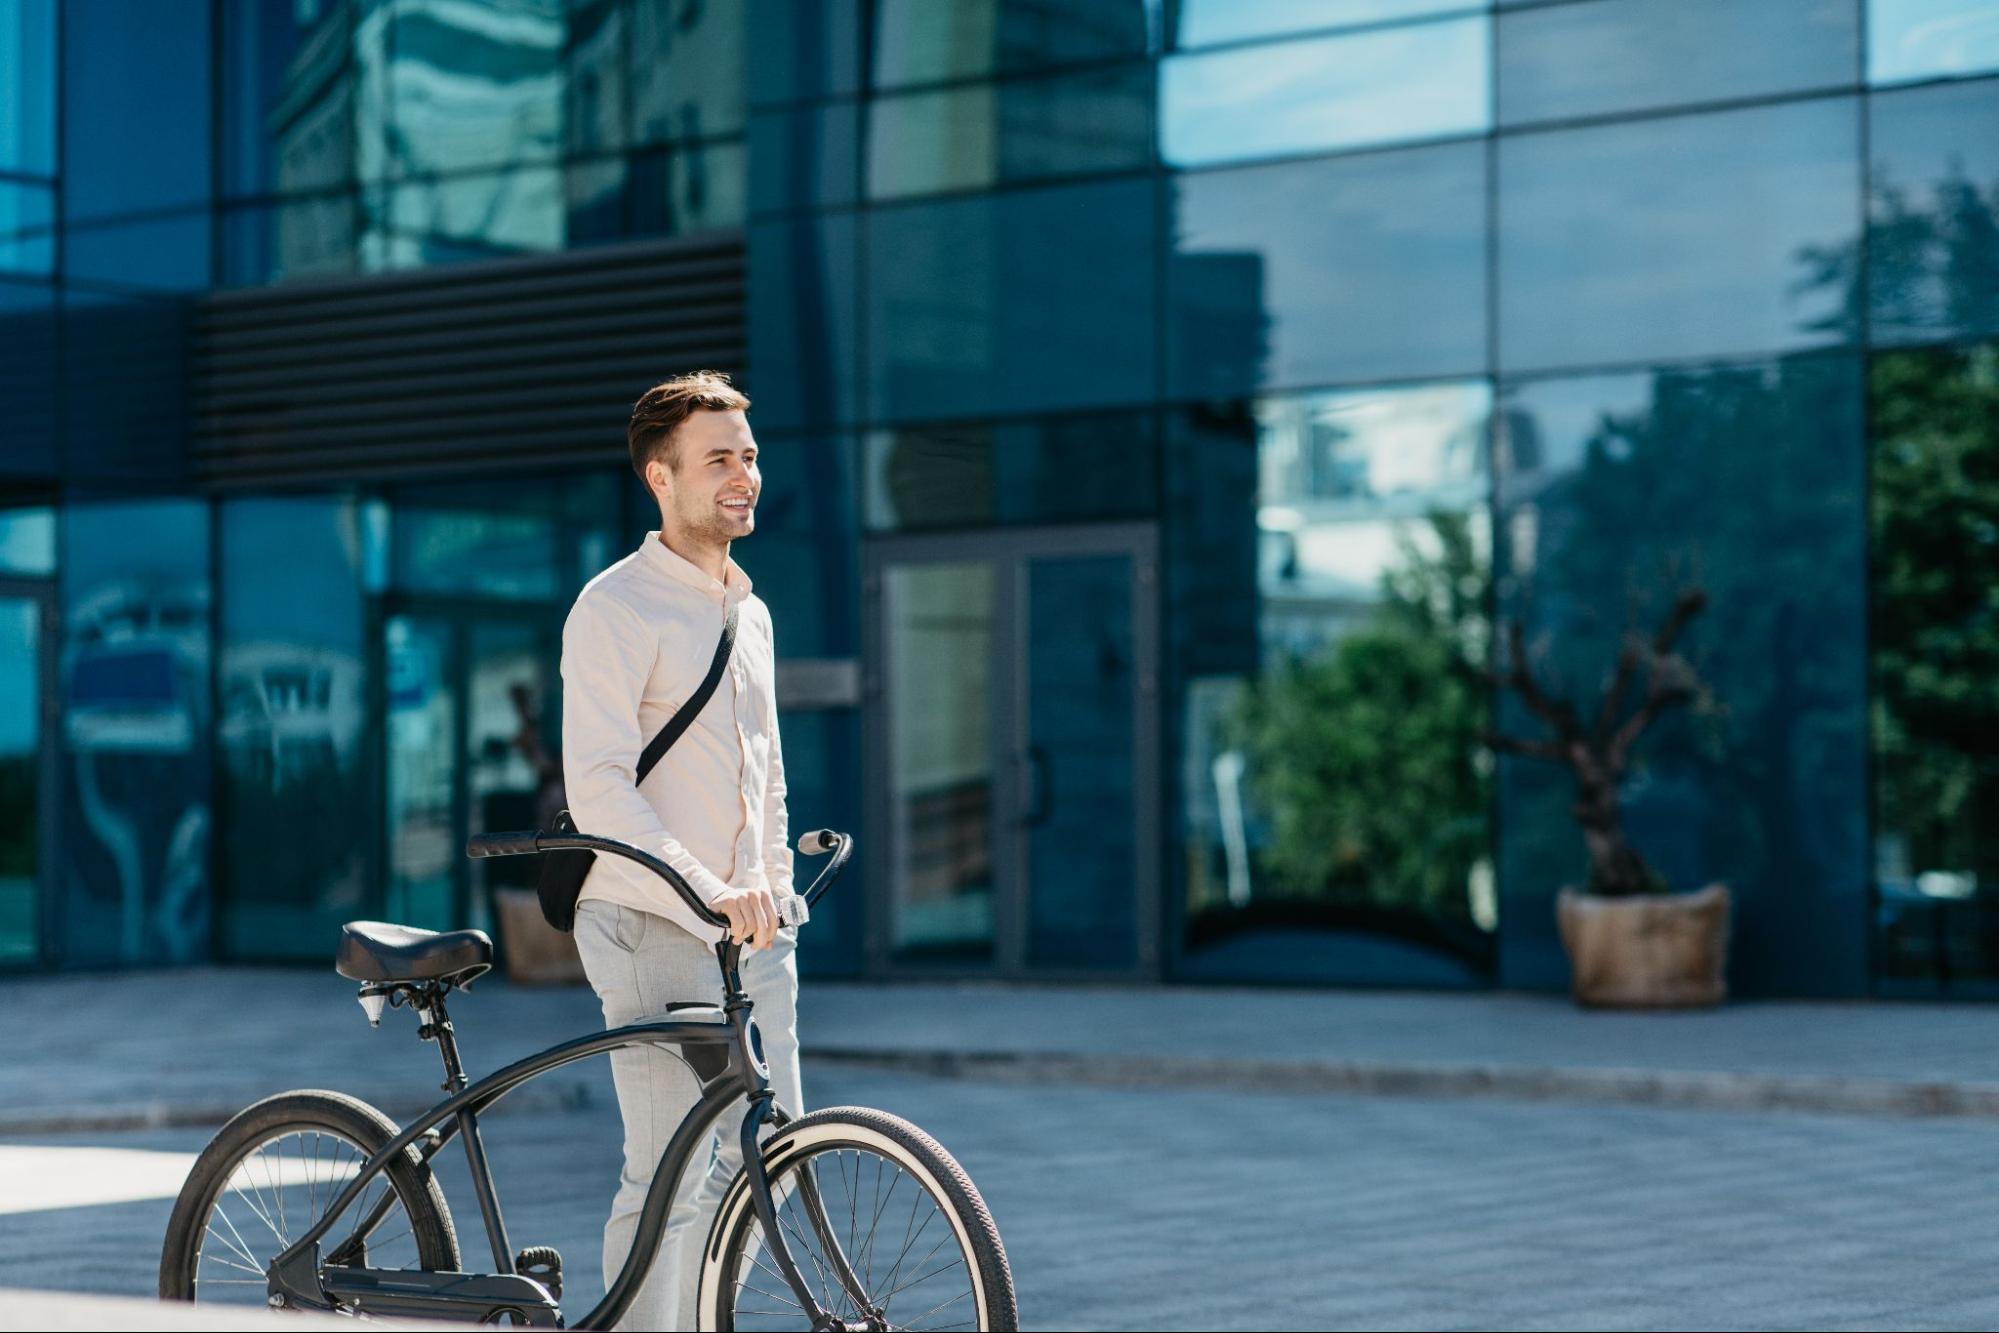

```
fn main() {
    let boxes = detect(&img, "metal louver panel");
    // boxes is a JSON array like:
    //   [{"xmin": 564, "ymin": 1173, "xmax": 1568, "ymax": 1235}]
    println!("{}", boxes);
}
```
[{"xmin": 191, "ymin": 232, "xmax": 745, "ymax": 489}]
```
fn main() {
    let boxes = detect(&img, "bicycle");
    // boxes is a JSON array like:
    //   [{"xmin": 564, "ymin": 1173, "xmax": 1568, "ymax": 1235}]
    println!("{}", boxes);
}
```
[{"xmin": 158, "ymin": 826, "xmax": 1018, "ymax": 1330}]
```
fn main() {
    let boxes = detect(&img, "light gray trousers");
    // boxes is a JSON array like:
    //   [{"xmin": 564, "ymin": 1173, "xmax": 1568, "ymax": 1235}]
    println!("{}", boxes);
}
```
[{"xmin": 573, "ymin": 899, "xmax": 803, "ymax": 1331}]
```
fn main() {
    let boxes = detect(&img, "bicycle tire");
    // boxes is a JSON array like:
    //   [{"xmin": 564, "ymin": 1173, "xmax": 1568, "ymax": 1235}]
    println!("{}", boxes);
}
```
[
  {"xmin": 159, "ymin": 1089, "xmax": 459, "ymax": 1306},
  {"xmin": 696, "ymin": 1105, "xmax": 1018, "ymax": 1332}
]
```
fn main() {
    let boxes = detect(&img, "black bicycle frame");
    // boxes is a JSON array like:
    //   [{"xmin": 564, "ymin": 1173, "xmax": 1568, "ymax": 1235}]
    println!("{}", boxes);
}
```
[{"xmin": 264, "ymin": 828, "xmax": 860, "ymax": 1329}]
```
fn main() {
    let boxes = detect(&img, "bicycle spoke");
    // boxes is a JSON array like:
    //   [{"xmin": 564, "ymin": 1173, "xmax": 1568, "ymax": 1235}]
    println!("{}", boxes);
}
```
[{"xmin": 897, "ymin": 1286, "xmax": 977, "ymax": 1330}]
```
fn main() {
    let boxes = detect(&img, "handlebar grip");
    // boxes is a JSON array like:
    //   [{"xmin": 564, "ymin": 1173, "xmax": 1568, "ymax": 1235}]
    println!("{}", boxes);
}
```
[
  {"xmin": 466, "ymin": 830, "xmax": 543, "ymax": 858},
  {"xmin": 797, "ymin": 829, "xmax": 841, "ymax": 855}
]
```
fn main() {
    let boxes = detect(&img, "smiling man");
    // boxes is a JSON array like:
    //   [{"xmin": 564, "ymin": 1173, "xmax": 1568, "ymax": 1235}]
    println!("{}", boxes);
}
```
[{"xmin": 559, "ymin": 370, "xmax": 802, "ymax": 1330}]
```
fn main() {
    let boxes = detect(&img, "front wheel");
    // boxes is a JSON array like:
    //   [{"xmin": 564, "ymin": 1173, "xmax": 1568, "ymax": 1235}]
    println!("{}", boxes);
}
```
[
  {"xmin": 698, "ymin": 1106, "xmax": 1018, "ymax": 1332},
  {"xmin": 159, "ymin": 1090, "xmax": 459, "ymax": 1307}
]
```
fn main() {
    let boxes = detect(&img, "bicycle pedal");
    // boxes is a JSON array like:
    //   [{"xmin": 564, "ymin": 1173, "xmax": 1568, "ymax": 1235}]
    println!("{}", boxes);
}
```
[{"xmin": 514, "ymin": 1245, "xmax": 562, "ymax": 1301}]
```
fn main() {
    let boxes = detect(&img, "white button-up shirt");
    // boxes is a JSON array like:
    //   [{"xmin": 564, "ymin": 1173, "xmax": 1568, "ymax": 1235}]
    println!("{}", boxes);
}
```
[{"xmin": 562, "ymin": 531, "xmax": 793, "ymax": 942}]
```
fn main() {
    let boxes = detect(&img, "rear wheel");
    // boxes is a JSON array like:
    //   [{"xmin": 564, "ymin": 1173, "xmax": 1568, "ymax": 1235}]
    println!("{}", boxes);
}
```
[
  {"xmin": 697, "ymin": 1106, "xmax": 1017, "ymax": 1331},
  {"xmin": 159, "ymin": 1090, "xmax": 458, "ymax": 1307}
]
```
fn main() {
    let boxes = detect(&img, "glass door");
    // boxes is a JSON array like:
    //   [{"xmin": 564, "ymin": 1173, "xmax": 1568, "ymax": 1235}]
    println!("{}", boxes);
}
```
[
  {"xmin": 0, "ymin": 583, "xmax": 51, "ymax": 965},
  {"xmin": 865, "ymin": 525, "xmax": 1159, "ymax": 978},
  {"xmin": 383, "ymin": 604, "xmax": 559, "ymax": 933}
]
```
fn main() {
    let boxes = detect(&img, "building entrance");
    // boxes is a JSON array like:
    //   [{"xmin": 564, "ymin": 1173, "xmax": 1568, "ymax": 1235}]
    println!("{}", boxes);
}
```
[{"xmin": 863, "ymin": 524, "xmax": 1160, "ymax": 979}]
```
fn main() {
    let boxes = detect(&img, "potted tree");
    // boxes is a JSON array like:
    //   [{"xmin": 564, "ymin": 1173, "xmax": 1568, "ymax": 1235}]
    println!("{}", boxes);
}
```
[{"xmin": 1486, "ymin": 587, "xmax": 1729, "ymax": 1007}]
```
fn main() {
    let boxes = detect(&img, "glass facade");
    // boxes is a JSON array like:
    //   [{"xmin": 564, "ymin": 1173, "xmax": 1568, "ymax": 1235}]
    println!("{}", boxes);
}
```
[{"xmin": 2, "ymin": 1, "xmax": 1996, "ymax": 999}]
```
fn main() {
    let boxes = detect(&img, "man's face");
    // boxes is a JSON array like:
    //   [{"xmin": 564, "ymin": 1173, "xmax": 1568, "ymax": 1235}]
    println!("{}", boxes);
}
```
[{"xmin": 652, "ymin": 409, "xmax": 760, "ymax": 543}]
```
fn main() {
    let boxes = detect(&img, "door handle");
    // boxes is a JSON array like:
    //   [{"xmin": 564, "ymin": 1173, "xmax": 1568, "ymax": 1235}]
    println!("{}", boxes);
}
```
[{"xmin": 1019, "ymin": 745, "xmax": 1052, "ymax": 829}]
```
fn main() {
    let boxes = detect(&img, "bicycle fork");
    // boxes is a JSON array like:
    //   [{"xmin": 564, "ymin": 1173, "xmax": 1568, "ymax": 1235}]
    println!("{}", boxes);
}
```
[{"xmin": 738, "ymin": 1094, "xmax": 884, "ymax": 1331}]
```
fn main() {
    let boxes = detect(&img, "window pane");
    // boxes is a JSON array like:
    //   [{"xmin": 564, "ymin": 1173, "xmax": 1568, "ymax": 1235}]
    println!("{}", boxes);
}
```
[
  {"xmin": 60, "ymin": 498, "xmax": 213, "ymax": 967},
  {"xmin": 64, "ymin": 212, "xmax": 213, "ymax": 292},
  {"xmin": 1170, "ymin": 140, "xmax": 1486, "ymax": 396},
  {"xmin": 0, "ymin": 287, "xmax": 54, "ymax": 481},
  {"xmin": 564, "ymin": 0, "xmax": 626, "ymax": 154},
  {"xmin": 1497, "ymin": 97, "xmax": 1860, "ymax": 374},
  {"xmin": 866, "ymin": 178, "xmax": 1156, "ymax": 422},
  {"xmin": 0, "ymin": 0, "xmax": 55, "ymax": 175},
  {"xmin": 868, "ymin": 62, "xmax": 1152, "ymax": 201},
  {"xmin": 744, "ymin": 433, "xmax": 860, "ymax": 658},
  {"xmin": 1161, "ymin": 16, "xmax": 1489, "ymax": 168},
  {"xmin": 219, "ymin": 0, "xmax": 359, "ymax": 199},
  {"xmin": 0, "ymin": 507, "xmax": 53, "ymax": 573},
  {"xmin": 1870, "ymin": 342, "xmax": 1999, "ymax": 996},
  {"xmin": 220, "ymin": 191, "xmax": 362, "ymax": 288},
  {"xmin": 749, "ymin": 211, "xmax": 861, "ymax": 430},
  {"xmin": 624, "ymin": 138, "xmax": 747, "ymax": 240},
  {"xmin": 747, "ymin": 0, "xmax": 861, "ymax": 106},
  {"xmin": 366, "ymin": 166, "xmax": 563, "ymax": 270},
  {"xmin": 0, "ymin": 181, "xmax": 52, "ymax": 277},
  {"xmin": 870, "ymin": 0, "xmax": 1151, "ymax": 89},
  {"xmin": 1869, "ymin": 0, "xmax": 1999, "ymax": 85},
  {"xmin": 62, "ymin": 0, "xmax": 212, "ymax": 221},
  {"xmin": 61, "ymin": 290, "xmax": 193, "ymax": 486},
  {"xmin": 1498, "ymin": 0, "xmax": 1859, "ymax": 127},
  {"xmin": 390, "ymin": 473, "xmax": 618, "ymax": 602},
  {"xmin": 1868, "ymin": 76, "xmax": 1999, "ymax": 346},
  {"xmin": 384, "ymin": 0, "xmax": 563, "ymax": 180},
  {"xmin": 630, "ymin": 0, "xmax": 746, "ymax": 145},
  {"xmin": 750, "ymin": 101, "xmax": 860, "ymax": 215},
  {"xmin": 1494, "ymin": 353, "xmax": 1866, "ymax": 996},
  {"xmin": 218, "ymin": 497, "xmax": 371, "ymax": 959},
  {"xmin": 1170, "ymin": 381, "xmax": 1497, "ymax": 986},
  {"xmin": 1172, "ymin": 0, "xmax": 1478, "ymax": 49},
  {"xmin": 865, "ymin": 410, "xmax": 1158, "ymax": 531},
  {"xmin": 0, "ymin": 594, "xmax": 37, "ymax": 964}
]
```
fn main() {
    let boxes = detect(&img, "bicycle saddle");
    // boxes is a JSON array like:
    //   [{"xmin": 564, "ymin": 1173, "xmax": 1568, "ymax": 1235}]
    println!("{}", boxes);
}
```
[{"xmin": 337, "ymin": 920, "xmax": 494, "ymax": 985}]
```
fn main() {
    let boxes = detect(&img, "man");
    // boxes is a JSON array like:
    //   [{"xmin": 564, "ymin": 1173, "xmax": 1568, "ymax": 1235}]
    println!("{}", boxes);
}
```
[{"xmin": 561, "ymin": 370, "xmax": 801, "ymax": 1330}]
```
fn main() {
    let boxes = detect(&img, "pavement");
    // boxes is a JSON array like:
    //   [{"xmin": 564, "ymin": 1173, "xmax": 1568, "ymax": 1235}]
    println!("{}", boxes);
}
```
[
  {"xmin": 3, "ymin": 966, "xmax": 1999, "ymax": 1134},
  {"xmin": 9, "ymin": 968, "xmax": 1999, "ymax": 1329}
]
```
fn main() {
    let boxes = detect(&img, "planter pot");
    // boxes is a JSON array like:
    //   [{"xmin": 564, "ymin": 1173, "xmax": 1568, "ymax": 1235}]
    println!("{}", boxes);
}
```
[
  {"xmin": 494, "ymin": 888, "xmax": 588, "ymax": 985},
  {"xmin": 1556, "ymin": 883, "xmax": 1730, "ymax": 1009}
]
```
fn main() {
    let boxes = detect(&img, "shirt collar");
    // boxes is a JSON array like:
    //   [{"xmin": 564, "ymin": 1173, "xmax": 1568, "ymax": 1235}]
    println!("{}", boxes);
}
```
[{"xmin": 641, "ymin": 531, "xmax": 753, "ymax": 603}]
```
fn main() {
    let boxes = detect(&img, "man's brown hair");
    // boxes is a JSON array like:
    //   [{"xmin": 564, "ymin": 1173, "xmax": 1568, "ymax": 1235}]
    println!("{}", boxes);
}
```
[{"xmin": 628, "ymin": 370, "xmax": 751, "ymax": 480}]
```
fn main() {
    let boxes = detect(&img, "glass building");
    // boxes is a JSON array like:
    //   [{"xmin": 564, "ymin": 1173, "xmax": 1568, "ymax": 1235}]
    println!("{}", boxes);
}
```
[{"xmin": 4, "ymin": 0, "xmax": 1998, "ymax": 997}]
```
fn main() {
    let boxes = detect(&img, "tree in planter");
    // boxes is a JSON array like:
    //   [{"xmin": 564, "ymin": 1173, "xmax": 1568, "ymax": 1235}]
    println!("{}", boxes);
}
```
[{"xmin": 1483, "ymin": 587, "xmax": 1715, "ymax": 897}]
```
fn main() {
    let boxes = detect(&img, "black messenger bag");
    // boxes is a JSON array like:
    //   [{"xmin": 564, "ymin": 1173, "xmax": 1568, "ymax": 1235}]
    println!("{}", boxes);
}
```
[{"xmin": 535, "ymin": 602, "xmax": 738, "ymax": 931}]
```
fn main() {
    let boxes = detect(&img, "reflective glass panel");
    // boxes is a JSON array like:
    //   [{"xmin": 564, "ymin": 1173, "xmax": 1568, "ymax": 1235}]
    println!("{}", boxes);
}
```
[
  {"xmin": 866, "ymin": 178, "xmax": 1156, "ymax": 423},
  {"xmin": 1025, "ymin": 552, "xmax": 1138, "ymax": 969},
  {"xmin": 61, "ymin": 291, "xmax": 194, "ymax": 487},
  {"xmin": 885, "ymin": 560, "xmax": 996, "ymax": 962},
  {"xmin": 1869, "ymin": 0, "xmax": 1999, "ymax": 85},
  {"xmin": 0, "ymin": 180, "xmax": 51, "ymax": 277},
  {"xmin": 750, "ymin": 102, "xmax": 860, "ymax": 215},
  {"xmin": 61, "ymin": 0, "xmax": 212, "ymax": 220},
  {"xmin": 59, "ymin": 499, "xmax": 212, "ymax": 967},
  {"xmin": 0, "ymin": 0, "xmax": 55, "ymax": 175},
  {"xmin": 0, "ymin": 507, "xmax": 53, "ymax": 573},
  {"xmin": 864, "ymin": 411, "xmax": 1159, "ymax": 532},
  {"xmin": 1497, "ymin": 97, "xmax": 1860, "ymax": 374},
  {"xmin": 0, "ymin": 284, "xmax": 56, "ymax": 480},
  {"xmin": 220, "ymin": 191, "xmax": 363, "ymax": 288},
  {"xmin": 0, "ymin": 594, "xmax": 39, "ymax": 964},
  {"xmin": 385, "ymin": 612, "xmax": 458, "ymax": 931},
  {"xmin": 1870, "ymin": 342, "xmax": 1999, "ymax": 996},
  {"xmin": 218, "ymin": 497, "xmax": 371, "ymax": 959},
  {"xmin": 745, "ymin": 433, "xmax": 861, "ymax": 658},
  {"xmin": 625, "ymin": 138, "xmax": 748, "ymax": 240},
  {"xmin": 746, "ymin": 0, "xmax": 862, "ymax": 106},
  {"xmin": 1171, "ymin": 381, "xmax": 1496, "ymax": 986},
  {"xmin": 1160, "ymin": 15, "xmax": 1489, "ymax": 168},
  {"xmin": 630, "ymin": 0, "xmax": 746, "ymax": 144},
  {"xmin": 466, "ymin": 618, "xmax": 559, "ymax": 937},
  {"xmin": 1868, "ymin": 76, "xmax": 1999, "ymax": 346},
  {"xmin": 366, "ymin": 166, "xmax": 564, "ymax": 269},
  {"xmin": 564, "ymin": 0, "xmax": 626, "ymax": 154},
  {"xmin": 1173, "ymin": 0, "xmax": 1478, "ymax": 48},
  {"xmin": 868, "ymin": 63, "xmax": 1152, "ymax": 201},
  {"xmin": 1498, "ymin": 0, "xmax": 1859, "ymax": 127},
  {"xmin": 1170, "ymin": 140, "xmax": 1486, "ymax": 397},
  {"xmin": 219, "ymin": 0, "xmax": 359, "ymax": 199},
  {"xmin": 383, "ymin": 0, "xmax": 562, "ymax": 180},
  {"xmin": 63, "ymin": 212, "xmax": 214, "ymax": 292},
  {"xmin": 389, "ymin": 474, "xmax": 618, "ymax": 602},
  {"xmin": 749, "ymin": 211, "xmax": 861, "ymax": 430},
  {"xmin": 870, "ymin": 0, "xmax": 1152, "ymax": 89},
  {"xmin": 1494, "ymin": 353, "xmax": 1866, "ymax": 996}
]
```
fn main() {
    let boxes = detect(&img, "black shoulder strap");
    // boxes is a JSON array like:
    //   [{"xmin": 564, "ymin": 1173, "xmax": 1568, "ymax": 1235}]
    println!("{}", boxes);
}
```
[{"xmin": 635, "ymin": 601, "xmax": 739, "ymax": 784}]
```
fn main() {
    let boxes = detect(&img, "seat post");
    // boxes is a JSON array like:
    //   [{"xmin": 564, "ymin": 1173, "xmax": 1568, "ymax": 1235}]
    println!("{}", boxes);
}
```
[
  {"xmin": 414, "ymin": 982, "xmax": 516, "ymax": 1274},
  {"xmin": 413, "ymin": 983, "xmax": 469, "ymax": 1092}
]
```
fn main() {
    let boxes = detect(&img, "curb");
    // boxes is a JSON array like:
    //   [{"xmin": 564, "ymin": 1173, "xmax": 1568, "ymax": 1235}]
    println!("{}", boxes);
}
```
[{"xmin": 14, "ymin": 1049, "xmax": 1999, "ymax": 1136}]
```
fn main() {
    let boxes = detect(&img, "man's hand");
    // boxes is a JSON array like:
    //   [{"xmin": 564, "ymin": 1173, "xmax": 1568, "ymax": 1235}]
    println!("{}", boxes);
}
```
[{"xmin": 711, "ymin": 885, "xmax": 779, "ymax": 951}]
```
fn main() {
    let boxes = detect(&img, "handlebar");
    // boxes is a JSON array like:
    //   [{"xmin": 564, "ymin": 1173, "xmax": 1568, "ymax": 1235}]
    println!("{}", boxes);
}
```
[{"xmin": 465, "ymin": 827, "xmax": 854, "ymax": 930}]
